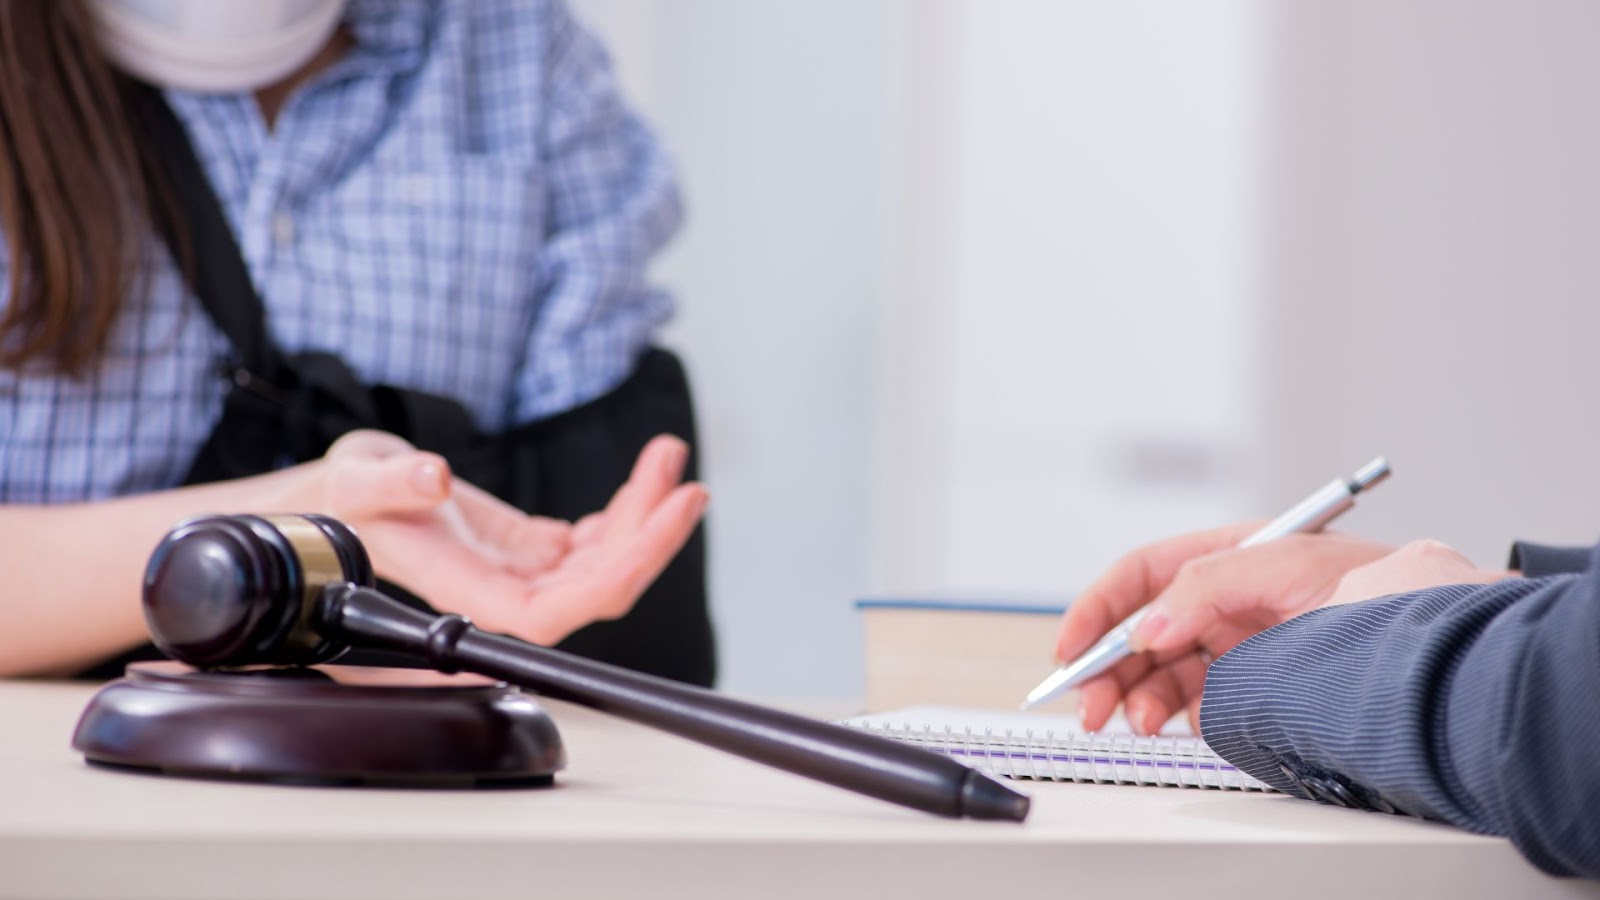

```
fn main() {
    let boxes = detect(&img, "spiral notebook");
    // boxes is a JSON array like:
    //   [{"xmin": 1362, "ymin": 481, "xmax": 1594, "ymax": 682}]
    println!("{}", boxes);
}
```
[{"xmin": 842, "ymin": 706, "xmax": 1272, "ymax": 791}]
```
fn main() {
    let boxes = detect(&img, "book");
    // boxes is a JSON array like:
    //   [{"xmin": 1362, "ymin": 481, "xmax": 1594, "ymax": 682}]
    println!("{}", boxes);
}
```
[
  {"xmin": 855, "ymin": 598, "xmax": 1069, "ymax": 713},
  {"xmin": 841, "ymin": 705, "xmax": 1272, "ymax": 791}
]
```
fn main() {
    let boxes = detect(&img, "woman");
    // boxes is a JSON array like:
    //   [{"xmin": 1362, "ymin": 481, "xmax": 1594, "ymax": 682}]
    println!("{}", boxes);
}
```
[{"xmin": 0, "ymin": 1, "xmax": 712, "ymax": 679}]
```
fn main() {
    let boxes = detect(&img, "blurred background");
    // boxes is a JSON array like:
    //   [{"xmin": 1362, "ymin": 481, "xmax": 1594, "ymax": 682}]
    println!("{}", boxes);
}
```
[{"xmin": 570, "ymin": 0, "xmax": 1600, "ymax": 700}]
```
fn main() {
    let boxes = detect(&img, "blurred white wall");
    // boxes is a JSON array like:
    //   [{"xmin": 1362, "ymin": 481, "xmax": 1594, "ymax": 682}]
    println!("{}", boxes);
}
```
[
  {"xmin": 573, "ymin": 0, "xmax": 904, "ymax": 699},
  {"xmin": 874, "ymin": 1, "xmax": 1263, "ymax": 597},
  {"xmin": 572, "ymin": 0, "xmax": 1600, "ymax": 701},
  {"xmin": 1260, "ymin": 0, "xmax": 1600, "ymax": 564},
  {"xmin": 573, "ymin": 0, "xmax": 1264, "ymax": 699}
]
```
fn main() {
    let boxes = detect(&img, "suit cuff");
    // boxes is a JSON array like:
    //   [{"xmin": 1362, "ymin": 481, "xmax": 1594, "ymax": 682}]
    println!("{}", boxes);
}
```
[{"xmin": 1506, "ymin": 541, "xmax": 1593, "ymax": 577}]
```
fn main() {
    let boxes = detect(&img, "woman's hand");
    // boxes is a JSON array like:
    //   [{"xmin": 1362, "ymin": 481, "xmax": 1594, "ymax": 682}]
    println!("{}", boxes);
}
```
[
  {"xmin": 1053, "ymin": 523, "xmax": 1395, "ymax": 735},
  {"xmin": 280, "ymin": 429, "xmax": 708, "ymax": 646}
]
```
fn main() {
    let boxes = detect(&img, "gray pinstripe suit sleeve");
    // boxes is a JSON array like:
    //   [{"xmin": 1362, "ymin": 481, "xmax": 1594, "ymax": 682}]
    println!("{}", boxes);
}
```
[{"xmin": 1199, "ymin": 544, "xmax": 1600, "ymax": 879}]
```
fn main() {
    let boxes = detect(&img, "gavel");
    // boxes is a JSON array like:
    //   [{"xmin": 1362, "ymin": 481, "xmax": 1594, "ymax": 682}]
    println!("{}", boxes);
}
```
[{"xmin": 138, "ymin": 513, "xmax": 1031, "ymax": 821}]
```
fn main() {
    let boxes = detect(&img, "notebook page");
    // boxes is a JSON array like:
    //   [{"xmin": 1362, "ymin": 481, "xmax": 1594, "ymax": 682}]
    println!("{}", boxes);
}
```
[{"xmin": 842, "ymin": 706, "xmax": 1272, "ymax": 791}]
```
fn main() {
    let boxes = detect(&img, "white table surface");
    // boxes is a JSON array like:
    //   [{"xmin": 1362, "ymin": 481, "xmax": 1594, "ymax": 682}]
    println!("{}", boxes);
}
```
[{"xmin": 1, "ymin": 680, "xmax": 1594, "ymax": 900}]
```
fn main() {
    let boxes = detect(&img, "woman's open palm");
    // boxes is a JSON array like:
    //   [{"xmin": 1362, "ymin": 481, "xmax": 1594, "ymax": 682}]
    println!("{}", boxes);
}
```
[{"xmin": 303, "ymin": 430, "xmax": 707, "ymax": 646}]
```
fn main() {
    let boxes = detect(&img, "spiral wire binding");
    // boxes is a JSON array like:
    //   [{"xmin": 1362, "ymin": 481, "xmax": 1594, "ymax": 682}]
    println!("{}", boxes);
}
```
[{"xmin": 851, "ymin": 719, "xmax": 1272, "ymax": 791}]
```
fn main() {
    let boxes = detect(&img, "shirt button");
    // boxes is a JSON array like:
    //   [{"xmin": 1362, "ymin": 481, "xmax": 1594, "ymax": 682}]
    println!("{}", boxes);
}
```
[
  {"xmin": 1363, "ymin": 790, "xmax": 1399, "ymax": 815},
  {"xmin": 1322, "ymin": 779, "xmax": 1367, "ymax": 810},
  {"xmin": 272, "ymin": 211, "xmax": 296, "ymax": 246},
  {"xmin": 1300, "ymin": 776, "xmax": 1338, "ymax": 805}
]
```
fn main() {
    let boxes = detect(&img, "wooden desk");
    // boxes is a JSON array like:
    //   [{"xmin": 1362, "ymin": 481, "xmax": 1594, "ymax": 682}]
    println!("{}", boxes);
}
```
[{"xmin": 1, "ymin": 681, "xmax": 1593, "ymax": 900}]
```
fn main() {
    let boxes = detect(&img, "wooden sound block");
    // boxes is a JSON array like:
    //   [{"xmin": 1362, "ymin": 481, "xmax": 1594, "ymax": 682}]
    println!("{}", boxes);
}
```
[{"xmin": 72, "ymin": 661, "xmax": 565, "ymax": 787}]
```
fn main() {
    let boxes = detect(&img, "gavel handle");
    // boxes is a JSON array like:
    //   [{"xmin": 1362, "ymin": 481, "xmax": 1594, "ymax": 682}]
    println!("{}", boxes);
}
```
[{"xmin": 318, "ymin": 583, "xmax": 1029, "ymax": 821}]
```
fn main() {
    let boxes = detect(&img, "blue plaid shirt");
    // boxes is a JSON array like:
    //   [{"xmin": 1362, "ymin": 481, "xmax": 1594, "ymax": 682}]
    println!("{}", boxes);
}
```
[{"xmin": 0, "ymin": 0, "xmax": 681, "ymax": 502}]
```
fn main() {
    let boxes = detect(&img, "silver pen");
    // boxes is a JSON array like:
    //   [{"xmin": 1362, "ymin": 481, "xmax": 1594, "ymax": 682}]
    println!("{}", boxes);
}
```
[{"xmin": 1020, "ymin": 456, "xmax": 1393, "ymax": 711}]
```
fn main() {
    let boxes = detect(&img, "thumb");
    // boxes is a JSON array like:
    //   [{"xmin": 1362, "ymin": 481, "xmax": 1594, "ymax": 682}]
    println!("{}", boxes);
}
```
[
  {"xmin": 325, "ymin": 451, "xmax": 452, "ymax": 520},
  {"xmin": 1127, "ymin": 551, "xmax": 1242, "ymax": 655},
  {"xmin": 1054, "ymin": 519, "xmax": 1268, "ymax": 663},
  {"xmin": 1129, "ymin": 534, "xmax": 1347, "ymax": 655}
]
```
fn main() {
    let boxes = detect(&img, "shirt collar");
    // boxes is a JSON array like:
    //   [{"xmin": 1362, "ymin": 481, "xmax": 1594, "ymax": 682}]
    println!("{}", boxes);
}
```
[{"xmin": 340, "ymin": 0, "xmax": 436, "ymax": 78}]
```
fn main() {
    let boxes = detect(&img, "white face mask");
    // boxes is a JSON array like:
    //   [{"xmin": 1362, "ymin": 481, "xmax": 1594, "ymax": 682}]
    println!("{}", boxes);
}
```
[{"xmin": 88, "ymin": 0, "xmax": 348, "ymax": 93}]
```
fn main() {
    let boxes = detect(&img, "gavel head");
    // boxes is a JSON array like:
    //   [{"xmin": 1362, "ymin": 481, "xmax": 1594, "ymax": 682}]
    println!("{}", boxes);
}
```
[{"xmin": 143, "ymin": 514, "xmax": 374, "ymax": 668}]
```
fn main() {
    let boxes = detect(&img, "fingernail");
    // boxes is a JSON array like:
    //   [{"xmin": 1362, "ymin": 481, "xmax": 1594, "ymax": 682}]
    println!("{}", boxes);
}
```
[
  {"xmin": 690, "ymin": 487, "xmax": 710, "ymax": 518},
  {"xmin": 411, "ymin": 461, "xmax": 446, "ymax": 498},
  {"xmin": 1130, "ymin": 610, "xmax": 1169, "ymax": 652},
  {"xmin": 661, "ymin": 441, "xmax": 689, "ymax": 480},
  {"xmin": 1142, "ymin": 705, "xmax": 1164, "ymax": 735}
]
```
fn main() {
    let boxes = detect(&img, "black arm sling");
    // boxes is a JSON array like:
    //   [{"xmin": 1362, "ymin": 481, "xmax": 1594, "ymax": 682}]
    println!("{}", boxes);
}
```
[{"xmin": 77, "ymin": 82, "xmax": 715, "ymax": 685}]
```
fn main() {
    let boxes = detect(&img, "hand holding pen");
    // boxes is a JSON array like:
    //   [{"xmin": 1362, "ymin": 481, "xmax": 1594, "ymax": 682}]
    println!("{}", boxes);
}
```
[{"xmin": 1032, "ymin": 458, "xmax": 1395, "ymax": 735}]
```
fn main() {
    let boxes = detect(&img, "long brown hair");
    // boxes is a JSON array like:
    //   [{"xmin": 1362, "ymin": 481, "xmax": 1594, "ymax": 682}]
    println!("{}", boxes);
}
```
[{"xmin": 0, "ymin": 1, "xmax": 170, "ymax": 376}]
